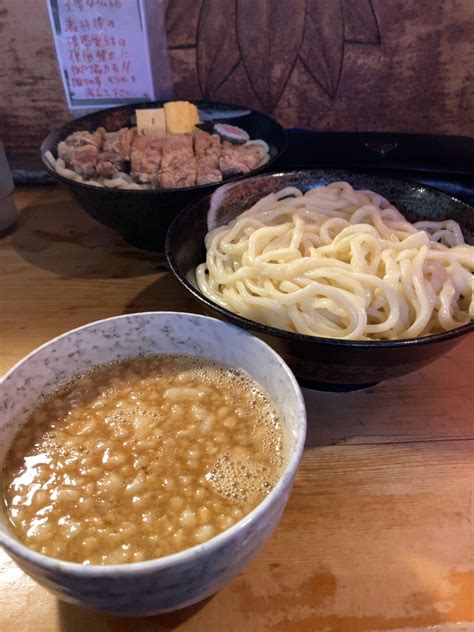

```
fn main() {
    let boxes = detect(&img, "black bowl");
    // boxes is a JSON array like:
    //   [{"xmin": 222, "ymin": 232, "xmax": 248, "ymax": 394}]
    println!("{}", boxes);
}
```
[
  {"xmin": 40, "ymin": 101, "xmax": 287, "ymax": 252},
  {"xmin": 166, "ymin": 169, "xmax": 474, "ymax": 391}
]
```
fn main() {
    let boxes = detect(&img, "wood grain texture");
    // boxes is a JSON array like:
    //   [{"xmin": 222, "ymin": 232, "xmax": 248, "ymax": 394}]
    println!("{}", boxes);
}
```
[
  {"xmin": 299, "ymin": 0, "xmax": 345, "ymax": 99},
  {"xmin": 0, "ymin": 0, "xmax": 69, "ymax": 161},
  {"xmin": 1, "ymin": 0, "xmax": 473, "ymax": 166},
  {"xmin": 236, "ymin": 0, "xmax": 306, "ymax": 110},
  {"xmin": 197, "ymin": 0, "xmax": 240, "ymax": 97},
  {"xmin": 0, "ymin": 186, "xmax": 473, "ymax": 631}
]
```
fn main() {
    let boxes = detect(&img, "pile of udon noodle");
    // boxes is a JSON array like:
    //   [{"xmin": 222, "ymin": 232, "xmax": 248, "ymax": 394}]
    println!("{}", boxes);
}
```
[{"xmin": 196, "ymin": 182, "xmax": 474, "ymax": 340}]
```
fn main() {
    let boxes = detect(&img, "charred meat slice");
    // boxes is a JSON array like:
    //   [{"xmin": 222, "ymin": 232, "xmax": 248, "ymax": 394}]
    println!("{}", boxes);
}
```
[
  {"xmin": 219, "ymin": 141, "xmax": 263, "ymax": 176},
  {"xmin": 130, "ymin": 133, "xmax": 163, "ymax": 183},
  {"xmin": 103, "ymin": 128, "xmax": 135, "ymax": 159},
  {"xmin": 96, "ymin": 128, "xmax": 136, "ymax": 178},
  {"xmin": 57, "ymin": 128, "xmax": 106, "ymax": 177},
  {"xmin": 57, "ymin": 142, "xmax": 99, "ymax": 178},
  {"xmin": 59, "ymin": 128, "xmax": 105, "ymax": 150},
  {"xmin": 194, "ymin": 131, "xmax": 222, "ymax": 185},
  {"xmin": 96, "ymin": 151, "xmax": 123, "ymax": 178},
  {"xmin": 158, "ymin": 134, "xmax": 196, "ymax": 188}
]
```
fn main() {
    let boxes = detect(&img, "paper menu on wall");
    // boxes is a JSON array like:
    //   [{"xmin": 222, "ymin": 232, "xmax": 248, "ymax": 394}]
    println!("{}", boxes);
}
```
[{"xmin": 47, "ymin": 0, "xmax": 170, "ymax": 110}]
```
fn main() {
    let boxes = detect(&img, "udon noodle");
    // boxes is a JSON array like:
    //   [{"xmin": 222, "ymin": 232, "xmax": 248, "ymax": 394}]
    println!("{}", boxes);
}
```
[{"xmin": 195, "ymin": 182, "xmax": 474, "ymax": 340}]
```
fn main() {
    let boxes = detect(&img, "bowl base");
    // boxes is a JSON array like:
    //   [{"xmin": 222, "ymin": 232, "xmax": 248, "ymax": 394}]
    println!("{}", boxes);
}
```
[
  {"xmin": 298, "ymin": 379, "xmax": 380, "ymax": 392},
  {"xmin": 120, "ymin": 230, "xmax": 166, "ymax": 252}
]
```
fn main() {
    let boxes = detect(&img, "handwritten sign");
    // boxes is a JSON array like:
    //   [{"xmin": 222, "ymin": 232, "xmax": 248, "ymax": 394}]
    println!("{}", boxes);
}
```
[{"xmin": 48, "ymin": 0, "xmax": 169, "ymax": 110}]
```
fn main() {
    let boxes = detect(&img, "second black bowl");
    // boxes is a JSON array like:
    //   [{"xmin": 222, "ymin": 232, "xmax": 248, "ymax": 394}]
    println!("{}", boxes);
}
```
[
  {"xmin": 166, "ymin": 170, "xmax": 474, "ymax": 391},
  {"xmin": 40, "ymin": 100, "xmax": 287, "ymax": 252}
]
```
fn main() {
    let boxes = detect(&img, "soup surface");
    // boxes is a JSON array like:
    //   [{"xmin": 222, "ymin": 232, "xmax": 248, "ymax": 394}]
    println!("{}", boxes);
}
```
[{"xmin": 2, "ymin": 355, "xmax": 286, "ymax": 565}]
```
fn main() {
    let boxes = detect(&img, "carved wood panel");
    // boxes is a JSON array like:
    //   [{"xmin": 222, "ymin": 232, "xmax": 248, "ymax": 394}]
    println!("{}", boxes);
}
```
[{"xmin": 0, "ymin": 0, "xmax": 473, "ymax": 163}]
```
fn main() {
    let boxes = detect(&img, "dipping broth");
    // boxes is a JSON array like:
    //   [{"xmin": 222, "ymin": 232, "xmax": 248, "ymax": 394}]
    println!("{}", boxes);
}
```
[{"xmin": 2, "ymin": 355, "xmax": 286, "ymax": 565}]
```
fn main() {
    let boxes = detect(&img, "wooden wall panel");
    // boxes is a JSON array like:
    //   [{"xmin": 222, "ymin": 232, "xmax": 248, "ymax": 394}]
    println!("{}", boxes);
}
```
[
  {"xmin": 0, "ymin": 0, "xmax": 69, "ymax": 164},
  {"xmin": 0, "ymin": 0, "xmax": 473, "ymax": 164}
]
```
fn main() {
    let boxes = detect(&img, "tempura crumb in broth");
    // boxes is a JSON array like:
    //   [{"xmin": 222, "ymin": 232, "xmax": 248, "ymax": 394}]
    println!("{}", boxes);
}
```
[{"xmin": 2, "ymin": 355, "xmax": 286, "ymax": 565}]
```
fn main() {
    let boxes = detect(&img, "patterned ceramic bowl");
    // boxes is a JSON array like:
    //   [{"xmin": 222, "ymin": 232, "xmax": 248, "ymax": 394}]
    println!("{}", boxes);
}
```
[{"xmin": 0, "ymin": 312, "xmax": 306, "ymax": 616}]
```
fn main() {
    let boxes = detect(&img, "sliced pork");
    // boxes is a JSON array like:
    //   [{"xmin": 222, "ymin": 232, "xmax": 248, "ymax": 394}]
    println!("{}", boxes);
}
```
[
  {"xmin": 130, "ymin": 133, "xmax": 163, "ymax": 183},
  {"xmin": 96, "ymin": 128, "xmax": 135, "ymax": 178},
  {"xmin": 57, "ymin": 128, "xmax": 106, "ymax": 178},
  {"xmin": 55, "ymin": 125, "xmax": 268, "ymax": 188},
  {"xmin": 158, "ymin": 134, "xmax": 196, "ymax": 188},
  {"xmin": 194, "ymin": 131, "xmax": 222, "ymax": 185},
  {"xmin": 219, "ymin": 141, "xmax": 263, "ymax": 177}
]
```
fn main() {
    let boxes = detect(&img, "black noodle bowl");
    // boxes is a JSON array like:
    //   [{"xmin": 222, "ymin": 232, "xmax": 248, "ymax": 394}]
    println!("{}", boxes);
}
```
[{"xmin": 166, "ymin": 169, "xmax": 474, "ymax": 391}]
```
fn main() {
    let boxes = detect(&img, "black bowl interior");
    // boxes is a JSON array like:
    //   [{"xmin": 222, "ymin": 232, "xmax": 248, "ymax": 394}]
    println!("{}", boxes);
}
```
[
  {"xmin": 40, "ymin": 101, "xmax": 287, "ymax": 252},
  {"xmin": 166, "ymin": 169, "xmax": 474, "ymax": 389}
]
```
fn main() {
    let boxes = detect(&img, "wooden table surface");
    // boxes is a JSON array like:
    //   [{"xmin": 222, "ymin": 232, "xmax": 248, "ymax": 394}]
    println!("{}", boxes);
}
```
[{"xmin": 1, "ymin": 187, "xmax": 473, "ymax": 632}]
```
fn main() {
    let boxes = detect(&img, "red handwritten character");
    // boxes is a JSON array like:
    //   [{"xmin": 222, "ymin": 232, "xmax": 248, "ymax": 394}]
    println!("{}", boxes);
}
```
[
  {"xmin": 95, "ymin": 50, "xmax": 105, "ymax": 62},
  {"xmin": 92, "ymin": 16, "xmax": 104, "ymax": 29},
  {"xmin": 102, "ymin": 63, "xmax": 110, "ymax": 73},
  {"xmin": 65, "ymin": 16, "xmax": 78, "ymax": 33},
  {"xmin": 64, "ymin": 1, "xmax": 73, "ymax": 11},
  {"xmin": 71, "ymin": 77, "xmax": 83, "ymax": 87},
  {"xmin": 112, "ymin": 63, "xmax": 119, "ymax": 73},
  {"xmin": 130, "ymin": 74, "xmax": 137, "ymax": 84},
  {"xmin": 122, "ymin": 61, "xmax": 130, "ymax": 73},
  {"xmin": 71, "ymin": 64, "xmax": 81, "ymax": 75},
  {"xmin": 86, "ymin": 87, "xmax": 95, "ymax": 97},
  {"xmin": 118, "ymin": 38, "xmax": 126, "ymax": 47},
  {"xmin": 66, "ymin": 35, "xmax": 80, "ymax": 49},
  {"xmin": 79, "ymin": 18, "xmax": 90, "ymax": 31},
  {"xmin": 103, "ymin": 88, "xmax": 110, "ymax": 97},
  {"xmin": 93, "ymin": 64, "xmax": 103, "ymax": 75},
  {"xmin": 94, "ymin": 75, "xmax": 102, "ymax": 86},
  {"xmin": 107, "ymin": 19, "xmax": 114, "ymax": 28},
  {"xmin": 83, "ymin": 51, "xmax": 93, "ymax": 63},
  {"xmin": 91, "ymin": 34, "xmax": 102, "ymax": 47},
  {"xmin": 108, "ymin": 51, "xmax": 115, "ymax": 61},
  {"xmin": 74, "ymin": 0, "xmax": 84, "ymax": 10},
  {"xmin": 80, "ymin": 34, "xmax": 91, "ymax": 48},
  {"xmin": 111, "ymin": 0, "xmax": 122, "ymax": 8}
]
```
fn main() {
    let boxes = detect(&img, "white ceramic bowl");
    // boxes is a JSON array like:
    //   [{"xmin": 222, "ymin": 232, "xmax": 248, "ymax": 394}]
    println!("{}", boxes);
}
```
[{"xmin": 0, "ymin": 312, "xmax": 306, "ymax": 616}]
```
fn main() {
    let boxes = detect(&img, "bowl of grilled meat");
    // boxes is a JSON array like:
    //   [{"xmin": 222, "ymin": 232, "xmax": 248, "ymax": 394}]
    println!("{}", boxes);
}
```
[{"xmin": 41, "ymin": 100, "xmax": 287, "ymax": 252}]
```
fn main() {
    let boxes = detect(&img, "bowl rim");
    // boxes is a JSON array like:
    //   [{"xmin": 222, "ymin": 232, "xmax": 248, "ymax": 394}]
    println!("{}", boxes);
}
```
[
  {"xmin": 0, "ymin": 311, "xmax": 307, "ymax": 576},
  {"xmin": 40, "ymin": 99, "xmax": 288, "ymax": 195},
  {"xmin": 165, "ymin": 169, "xmax": 474, "ymax": 349}
]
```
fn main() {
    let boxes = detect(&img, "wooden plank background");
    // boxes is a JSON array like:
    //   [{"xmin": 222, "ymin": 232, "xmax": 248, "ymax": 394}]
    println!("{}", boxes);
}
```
[{"xmin": 0, "ymin": 0, "xmax": 473, "ymax": 166}]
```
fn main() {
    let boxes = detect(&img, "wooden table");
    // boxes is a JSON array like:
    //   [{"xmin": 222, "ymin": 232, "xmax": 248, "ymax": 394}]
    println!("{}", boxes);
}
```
[{"xmin": 1, "ymin": 187, "xmax": 473, "ymax": 632}]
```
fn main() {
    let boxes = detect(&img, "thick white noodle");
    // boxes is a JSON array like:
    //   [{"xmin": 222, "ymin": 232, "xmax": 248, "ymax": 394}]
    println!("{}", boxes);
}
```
[{"xmin": 195, "ymin": 182, "xmax": 474, "ymax": 340}]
